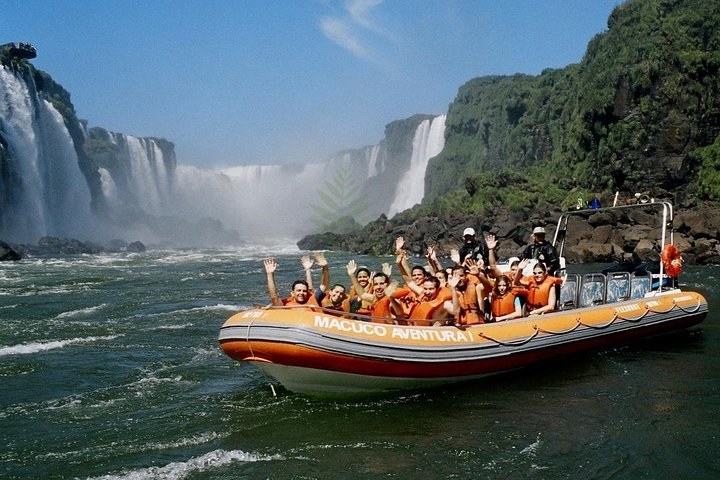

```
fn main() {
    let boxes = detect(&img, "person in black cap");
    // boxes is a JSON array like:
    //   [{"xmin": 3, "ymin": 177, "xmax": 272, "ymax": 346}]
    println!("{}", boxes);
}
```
[{"xmin": 521, "ymin": 226, "xmax": 560, "ymax": 276}]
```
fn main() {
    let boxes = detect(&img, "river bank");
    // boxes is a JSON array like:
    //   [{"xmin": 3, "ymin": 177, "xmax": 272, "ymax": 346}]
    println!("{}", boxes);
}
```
[{"xmin": 298, "ymin": 204, "xmax": 720, "ymax": 265}]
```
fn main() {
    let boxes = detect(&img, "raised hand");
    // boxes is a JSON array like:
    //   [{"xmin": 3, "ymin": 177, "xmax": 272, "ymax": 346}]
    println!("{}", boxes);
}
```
[
  {"xmin": 485, "ymin": 233, "xmax": 497, "ymax": 250},
  {"xmin": 395, "ymin": 236, "xmax": 405, "ymax": 253},
  {"xmin": 447, "ymin": 272, "xmax": 460, "ymax": 289},
  {"xmin": 263, "ymin": 257, "xmax": 277, "ymax": 274},
  {"xmin": 347, "ymin": 259, "xmax": 357, "ymax": 276},
  {"xmin": 314, "ymin": 252, "xmax": 328, "ymax": 267},
  {"xmin": 465, "ymin": 258, "xmax": 480, "ymax": 275},
  {"xmin": 381, "ymin": 262, "xmax": 392, "ymax": 277},
  {"xmin": 301, "ymin": 255, "xmax": 314, "ymax": 271}
]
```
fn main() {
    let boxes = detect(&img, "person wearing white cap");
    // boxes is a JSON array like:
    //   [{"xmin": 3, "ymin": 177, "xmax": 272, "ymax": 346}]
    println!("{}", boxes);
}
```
[
  {"xmin": 521, "ymin": 226, "xmax": 560, "ymax": 275},
  {"xmin": 457, "ymin": 226, "xmax": 489, "ymax": 266}
]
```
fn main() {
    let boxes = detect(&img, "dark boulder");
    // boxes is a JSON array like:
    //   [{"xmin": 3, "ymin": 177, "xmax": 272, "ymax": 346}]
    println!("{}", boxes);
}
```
[
  {"xmin": 126, "ymin": 241, "xmax": 146, "ymax": 253},
  {"xmin": 0, "ymin": 240, "xmax": 22, "ymax": 261}
]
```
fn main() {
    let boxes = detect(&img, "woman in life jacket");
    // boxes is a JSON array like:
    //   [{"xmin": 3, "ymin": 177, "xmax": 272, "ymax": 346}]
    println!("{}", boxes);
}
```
[
  {"xmin": 490, "ymin": 274, "xmax": 525, "ymax": 321},
  {"xmin": 514, "ymin": 259, "xmax": 558, "ymax": 315}
]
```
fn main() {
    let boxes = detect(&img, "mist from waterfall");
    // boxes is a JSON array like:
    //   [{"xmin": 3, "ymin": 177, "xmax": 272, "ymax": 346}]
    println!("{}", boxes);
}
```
[
  {"xmin": 171, "ymin": 163, "xmax": 327, "ymax": 241},
  {"xmin": 387, "ymin": 115, "xmax": 446, "ymax": 217},
  {"xmin": 1, "ymin": 62, "xmax": 447, "ymax": 246},
  {"xmin": 0, "ymin": 66, "xmax": 93, "ymax": 243}
]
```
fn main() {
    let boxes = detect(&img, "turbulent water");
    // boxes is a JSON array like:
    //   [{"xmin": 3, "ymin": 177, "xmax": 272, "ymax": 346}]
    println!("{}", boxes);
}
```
[{"xmin": 1, "ymin": 248, "xmax": 718, "ymax": 479}]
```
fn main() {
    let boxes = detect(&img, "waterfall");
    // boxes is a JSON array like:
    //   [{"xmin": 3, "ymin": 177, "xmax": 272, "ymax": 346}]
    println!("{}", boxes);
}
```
[
  {"xmin": 387, "ymin": 115, "xmax": 446, "ymax": 217},
  {"xmin": 1, "ymin": 62, "xmax": 447, "ymax": 245},
  {"xmin": 95, "ymin": 131, "xmax": 174, "ymax": 216},
  {"xmin": 366, "ymin": 144, "xmax": 382, "ymax": 179},
  {"xmin": 0, "ymin": 66, "xmax": 92, "ymax": 243}
]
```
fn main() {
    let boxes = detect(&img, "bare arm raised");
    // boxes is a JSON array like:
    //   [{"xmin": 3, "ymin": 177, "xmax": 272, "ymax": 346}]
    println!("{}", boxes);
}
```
[{"xmin": 264, "ymin": 257, "xmax": 283, "ymax": 306}]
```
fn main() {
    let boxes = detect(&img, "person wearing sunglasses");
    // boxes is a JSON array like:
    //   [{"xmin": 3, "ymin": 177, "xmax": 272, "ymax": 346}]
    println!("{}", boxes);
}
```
[{"xmin": 513, "ymin": 259, "xmax": 560, "ymax": 315}]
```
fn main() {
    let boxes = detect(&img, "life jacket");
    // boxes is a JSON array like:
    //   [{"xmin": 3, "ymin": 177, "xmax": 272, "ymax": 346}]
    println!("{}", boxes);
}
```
[
  {"xmin": 456, "ymin": 275, "xmax": 482, "ymax": 325},
  {"xmin": 491, "ymin": 289, "xmax": 526, "ymax": 318},
  {"xmin": 370, "ymin": 296, "xmax": 394, "ymax": 324},
  {"xmin": 390, "ymin": 287, "xmax": 419, "ymax": 317},
  {"xmin": 526, "ymin": 276, "xmax": 559, "ymax": 313},
  {"xmin": 408, "ymin": 289, "xmax": 452, "ymax": 325},
  {"xmin": 283, "ymin": 289, "xmax": 320, "ymax": 307},
  {"xmin": 320, "ymin": 293, "xmax": 350, "ymax": 312},
  {"xmin": 348, "ymin": 285, "xmax": 372, "ymax": 314}
]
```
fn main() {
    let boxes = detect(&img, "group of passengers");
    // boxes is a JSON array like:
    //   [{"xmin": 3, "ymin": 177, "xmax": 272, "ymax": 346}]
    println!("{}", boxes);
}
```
[{"xmin": 263, "ymin": 226, "xmax": 562, "ymax": 326}]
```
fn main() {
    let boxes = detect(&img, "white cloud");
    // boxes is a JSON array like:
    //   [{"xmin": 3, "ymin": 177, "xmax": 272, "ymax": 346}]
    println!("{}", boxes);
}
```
[
  {"xmin": 347, "ymin": 0, "xmax": 384, "ymax": 30},
  {"xmin": 319, "ymin": 16, "xmax": 374, "ymax": 61},
  {"xmin": 320, "ymin": 0, "xmax": 387, "ymax": 62}
]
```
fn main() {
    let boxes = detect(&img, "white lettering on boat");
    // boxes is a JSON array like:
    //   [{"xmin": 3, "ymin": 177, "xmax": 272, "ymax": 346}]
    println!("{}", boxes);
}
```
[
  {"xmin": 242, "ymin": 310, "xmax": 267, "ymax": 319},
  {"xmin": 673, "ymin": 295, "xmax": 693, "ymax": 302},
  {"xmin": 313, "ymin": 316, "xmax": 470, "ymax": 342},
  {"xmin": 314, "ymin": 316, "xmax": 388, "ymax": 336},
  {"xmin": 615, "ymin": 304, "xmax": 640, "ymax": 314},
  {"xmin": 391, "ymin": 327, "xmax": 470, "ymax": 342}
]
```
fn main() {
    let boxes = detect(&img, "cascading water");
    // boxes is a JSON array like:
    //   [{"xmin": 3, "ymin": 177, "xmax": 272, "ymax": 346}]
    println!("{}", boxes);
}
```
[
  {"xmin": 95, "ymin": 130, "xmax": 174, "ymax": 216},
  {"xmin": 0, "ymin": 66, "xmax": 92, "ymax": 243},
  {"xmin": 387, "ymin": 115, "xmax": 446, "ymax": 216},
  {"xmin": 1, "ymin": 62, "xmax": 447, "ymax": 246}
]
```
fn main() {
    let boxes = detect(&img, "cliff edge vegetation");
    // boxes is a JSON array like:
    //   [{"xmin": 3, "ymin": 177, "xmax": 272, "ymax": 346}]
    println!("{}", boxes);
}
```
[
  {"xmin": 425, "ymin": 0, "xmax": 720, "ymax": 211},
  {"xmin": 300, "ymin": 0, "xmax": 720, "ymax": 263}
]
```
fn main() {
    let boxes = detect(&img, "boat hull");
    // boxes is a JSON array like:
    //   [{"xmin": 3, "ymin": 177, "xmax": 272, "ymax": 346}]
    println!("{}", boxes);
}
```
[{"xmin": 219, "ymin": 291, "xmax": 708, "ymax": 396}]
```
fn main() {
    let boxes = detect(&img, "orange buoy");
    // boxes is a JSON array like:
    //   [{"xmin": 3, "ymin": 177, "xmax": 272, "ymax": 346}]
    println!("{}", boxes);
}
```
[{"xmin": 661, "ymin": 244, "xmax": 683, "ymax": 277}]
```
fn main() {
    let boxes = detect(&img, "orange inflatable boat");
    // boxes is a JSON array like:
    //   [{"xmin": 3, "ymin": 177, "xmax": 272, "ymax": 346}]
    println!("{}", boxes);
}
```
[{"xmin": 219, "ymin": 202, "xmax": 709, "ymax": 396}]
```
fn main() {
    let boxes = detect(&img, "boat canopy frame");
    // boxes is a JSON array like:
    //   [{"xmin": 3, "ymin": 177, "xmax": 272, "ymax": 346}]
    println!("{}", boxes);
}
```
[{"xmin": 551, "ymin": 201, "xmax": 675, "ymax": 292}]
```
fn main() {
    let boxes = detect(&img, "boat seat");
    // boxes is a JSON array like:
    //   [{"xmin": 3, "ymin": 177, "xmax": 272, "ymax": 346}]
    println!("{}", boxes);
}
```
[
  {"xmin": 579, "ymin": 273, "xmax": 606, "ymax": 308},
  {"xmin": 630, "ymin": 272, "xmax": 653, "ymax": 299},
  {"xmin": 606, "ymin": 272, "xmax": 631, "ymax": 303},
  {"xmin": 558, "ymin": 273, "xmax": 580, "ymax": 310}
]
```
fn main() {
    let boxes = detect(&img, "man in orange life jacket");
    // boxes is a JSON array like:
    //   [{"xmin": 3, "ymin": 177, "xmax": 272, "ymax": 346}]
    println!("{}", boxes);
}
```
[
  {"xmin": 392, "ymin": 275, "xmax": 453, "ymax": 326},
  {"xmin": 264, "ymin": 257, "xmax": 319, "ymax": 307},
  {"xmin": 447, "ymin": 264, "xmax": 483, "ymax": 325}
]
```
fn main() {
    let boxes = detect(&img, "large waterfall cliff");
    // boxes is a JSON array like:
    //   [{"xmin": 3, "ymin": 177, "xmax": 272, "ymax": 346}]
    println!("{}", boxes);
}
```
[{"xmin": 0, "ymin": 63, "xmax": 445, "ymax": 246}]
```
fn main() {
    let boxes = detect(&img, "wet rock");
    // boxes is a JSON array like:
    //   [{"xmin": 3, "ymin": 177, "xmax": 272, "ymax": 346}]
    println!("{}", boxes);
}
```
[
  {"xmin": 0, "ymin": 240, "xmax": 22, "ymax": 261},
  {"xmin": 126, "ymin": 241, "xmax": 147, "ymax": 253}
]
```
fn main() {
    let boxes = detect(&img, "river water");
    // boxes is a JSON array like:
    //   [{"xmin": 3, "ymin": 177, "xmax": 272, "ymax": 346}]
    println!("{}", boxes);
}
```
[{"xmin": 1, "ymin": 247, "xmax": 718, "ymax": 479}]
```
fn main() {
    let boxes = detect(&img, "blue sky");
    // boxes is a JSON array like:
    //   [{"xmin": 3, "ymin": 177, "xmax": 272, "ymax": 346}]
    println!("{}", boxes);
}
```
[{"xmin": 2, "ymin": 0, "xmax": 622, "ymax": 167}]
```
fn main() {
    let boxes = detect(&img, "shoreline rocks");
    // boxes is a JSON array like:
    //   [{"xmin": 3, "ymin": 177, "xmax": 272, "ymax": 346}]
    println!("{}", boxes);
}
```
[
  {"xmin": 298, "ymin": 205, "xmax": 720, "ymax": 265},
  {"xmin": 0, "ymin": 240, "xmax": 22, "ymax": 261},
  {"xmin": 1, "ymin": 236, "xmax": 147, "ymax": 259}
]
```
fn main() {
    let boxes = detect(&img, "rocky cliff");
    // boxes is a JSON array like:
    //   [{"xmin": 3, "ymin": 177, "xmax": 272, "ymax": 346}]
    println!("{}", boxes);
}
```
[
  {"xmin": 299, "ymin": 0, "xmax": 720, "ymax": 264},
  {"xmin": 425, "ymin": 0, "xmax": 720, "ymax": 207}
]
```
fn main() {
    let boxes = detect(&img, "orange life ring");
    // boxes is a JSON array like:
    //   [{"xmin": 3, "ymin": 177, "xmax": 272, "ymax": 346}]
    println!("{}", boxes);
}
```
[{"xmin": 661, "ymin": 244, "xmax": 683, "ymax": 277}]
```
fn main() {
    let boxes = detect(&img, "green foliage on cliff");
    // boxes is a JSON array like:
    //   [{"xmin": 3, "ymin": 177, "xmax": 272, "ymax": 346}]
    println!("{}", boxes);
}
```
[
  {"xmin": 425, "ymin": 0, "xmax": 720, "ymax": 212},
  {"xmin": 690, "ymin": 135, "xmax": 720, "ymax": 200}
]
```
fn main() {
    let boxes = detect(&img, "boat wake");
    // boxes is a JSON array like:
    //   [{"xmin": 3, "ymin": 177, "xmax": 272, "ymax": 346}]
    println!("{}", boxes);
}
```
[
  {"xmin": 0, "ymin": 335, "xmax": 120, "ymax": 356},
  {"xmin": 87, "ymin": 448, "xmax": 285, "ymax": 480}
]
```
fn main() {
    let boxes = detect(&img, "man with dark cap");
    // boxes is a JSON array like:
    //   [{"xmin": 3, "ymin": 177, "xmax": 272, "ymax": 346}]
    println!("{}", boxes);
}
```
[{"xmin": 521, "ymin": 226, "xmax": 560, "ymax": 276}]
